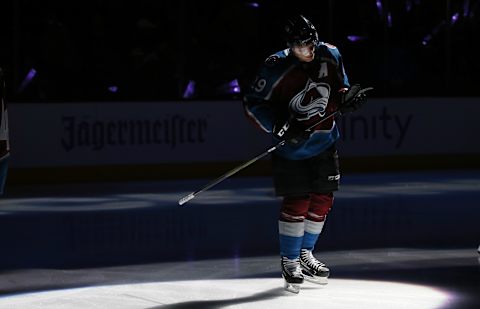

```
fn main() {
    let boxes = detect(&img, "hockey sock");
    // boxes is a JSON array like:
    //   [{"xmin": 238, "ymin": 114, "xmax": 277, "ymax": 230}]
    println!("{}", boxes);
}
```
[
  {"xmin": 302, "ymin": 193, "xmax": 333, "ymax": 250},
  {"xmin": 279, "ymin": 195, "xmax": 310, "ymax": 259}
]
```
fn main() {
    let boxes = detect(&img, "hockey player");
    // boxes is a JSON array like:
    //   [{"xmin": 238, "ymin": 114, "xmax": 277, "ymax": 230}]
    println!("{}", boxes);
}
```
[
  {"xmin": 243, "ymin": 15, "xmax": 370, "ymax": 293},
  {"xmin": 0, "ymin": 67, "xmax": 9, "ymax": 195}
]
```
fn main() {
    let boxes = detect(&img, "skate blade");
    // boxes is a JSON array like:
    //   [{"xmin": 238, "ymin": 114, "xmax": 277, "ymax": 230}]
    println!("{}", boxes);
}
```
[
  {"xmin": 284, "ymin": 281, "xmax": 301, "ymax": 294},
  {"xmin": 304, "ymin": 275, "xmax": 328, "ymax": 285}
]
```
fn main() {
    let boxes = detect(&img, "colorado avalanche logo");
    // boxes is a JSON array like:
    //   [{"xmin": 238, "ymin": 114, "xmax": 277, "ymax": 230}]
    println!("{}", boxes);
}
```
[{"xmin": 289, "ymin": 80, "xmax": 330, "ymax": 120}]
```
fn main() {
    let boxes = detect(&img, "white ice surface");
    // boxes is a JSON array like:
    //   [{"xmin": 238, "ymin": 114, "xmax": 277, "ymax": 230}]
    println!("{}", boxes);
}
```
[{"xmin": 0, "ymin": 277, "xmax": 454, "ymax": 309}]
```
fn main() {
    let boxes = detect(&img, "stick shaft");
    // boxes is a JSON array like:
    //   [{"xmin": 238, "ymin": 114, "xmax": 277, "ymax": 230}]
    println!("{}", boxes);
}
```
[
  {"xmin": 306, "ymin": 111, "xmax": 339, "ymax": 131},
  {"xmin": 178, "ymin": 141, "xmax": 284, "ymax": 205}
]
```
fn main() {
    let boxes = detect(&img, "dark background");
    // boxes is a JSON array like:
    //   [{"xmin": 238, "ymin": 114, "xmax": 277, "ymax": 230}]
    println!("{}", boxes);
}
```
[
  {"xmin": 1, "ymin": 0, "xmax": 479, "ymax": 102},
  {"xmin": 0, "ymin": 6, "xmax": 479, "ymax": 305}
]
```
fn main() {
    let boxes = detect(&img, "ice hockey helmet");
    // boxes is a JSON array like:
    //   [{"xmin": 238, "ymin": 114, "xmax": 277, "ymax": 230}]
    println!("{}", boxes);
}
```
[{"xmin": 284, "ymin": 15, "xmax": 318, "ymax": 47}]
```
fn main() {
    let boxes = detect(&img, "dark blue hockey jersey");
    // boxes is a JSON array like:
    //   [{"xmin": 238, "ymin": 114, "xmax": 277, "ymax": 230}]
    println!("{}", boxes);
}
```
[{"xmin": 243, "ymin": 42, "xmax": 350, "ymax": 160}]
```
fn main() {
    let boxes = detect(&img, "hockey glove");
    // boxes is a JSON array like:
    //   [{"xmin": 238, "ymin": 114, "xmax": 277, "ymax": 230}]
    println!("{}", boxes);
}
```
[
  {"xmin": 339, "ymin": 84, "xmax": 374, "ymax": 115},
  {"xmin": 273, "ymin": 118, "xmax": 310, "ymax": 145}
]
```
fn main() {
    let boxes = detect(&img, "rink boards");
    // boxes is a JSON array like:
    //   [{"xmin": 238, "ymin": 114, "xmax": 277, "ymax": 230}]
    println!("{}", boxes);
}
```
[{"xmin": 5, "ymin": 98, "xmax": 480, "ymax": 183}]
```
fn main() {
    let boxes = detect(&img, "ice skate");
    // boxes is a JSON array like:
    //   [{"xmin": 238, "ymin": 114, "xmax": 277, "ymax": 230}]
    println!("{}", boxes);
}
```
[
  {"xmin": 300, "ymin": 249, "xmax": 329, "ymax": 285},
  {"xmin": 281, "ymin": 256, "xmax": 304, "ymax": 294}
]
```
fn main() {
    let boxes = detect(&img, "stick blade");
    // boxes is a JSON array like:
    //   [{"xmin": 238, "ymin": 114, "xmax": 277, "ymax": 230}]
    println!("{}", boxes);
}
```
[{"xmin": 178, "ymin": 193, "xmax": 195, "ymax": 206}]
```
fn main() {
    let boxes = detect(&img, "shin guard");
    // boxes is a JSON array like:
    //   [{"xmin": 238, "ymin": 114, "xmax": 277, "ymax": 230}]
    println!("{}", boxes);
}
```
[
  {"xmin": 279, "ymin": 195, "xmax": 310, "ymax": 259},
  {"xmin": 302, "ymin": 193, "xmax": 333, "ymax": 250}
]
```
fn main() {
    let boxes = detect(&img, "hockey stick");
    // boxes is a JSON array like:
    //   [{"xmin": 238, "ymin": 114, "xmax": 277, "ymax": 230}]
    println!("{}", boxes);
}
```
[{"xmin": 178, "ymin": 110, "xmax": 339, "ymax": 206}]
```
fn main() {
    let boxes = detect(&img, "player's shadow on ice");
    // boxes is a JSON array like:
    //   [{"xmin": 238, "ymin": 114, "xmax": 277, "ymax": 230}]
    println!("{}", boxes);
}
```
[{"xmin": 147, "ymin": 287, "xmax": 287, "ymax": 309}]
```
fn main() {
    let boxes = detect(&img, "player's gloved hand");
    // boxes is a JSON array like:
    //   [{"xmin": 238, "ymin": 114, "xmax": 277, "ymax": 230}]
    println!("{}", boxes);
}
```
[
  {"xmin": 339, "ymin": 84, "xmax": 374, "ymax": 115},
  {"xmin": 273, "ymin": 118, "xmax": 310, "ymax": 145}
]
